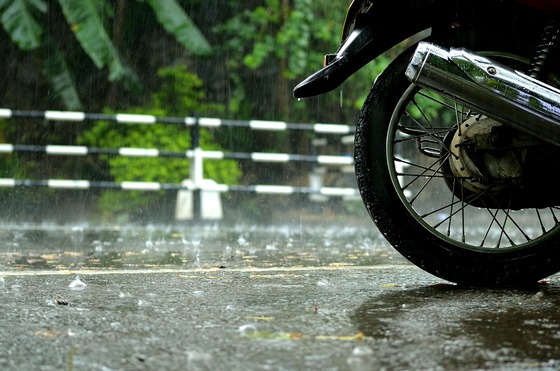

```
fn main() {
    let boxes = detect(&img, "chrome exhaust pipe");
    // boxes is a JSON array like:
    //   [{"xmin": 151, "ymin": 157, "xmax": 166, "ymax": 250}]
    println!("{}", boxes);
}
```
[{"xmin": 405, "ymin": 42, "xmax": 560, "ymax": 146}]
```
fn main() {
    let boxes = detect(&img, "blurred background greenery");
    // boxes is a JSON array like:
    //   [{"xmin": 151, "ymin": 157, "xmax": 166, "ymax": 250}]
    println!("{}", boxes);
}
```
[{"xmin": 0, "ymin": 0, "xmax": 393, "ymax": 223}]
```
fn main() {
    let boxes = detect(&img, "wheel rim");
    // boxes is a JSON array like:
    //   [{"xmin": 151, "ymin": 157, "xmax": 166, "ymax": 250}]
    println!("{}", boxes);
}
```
[{"xmin": 387, "ymin": 83, "xmax": 560, "ymax": 251}]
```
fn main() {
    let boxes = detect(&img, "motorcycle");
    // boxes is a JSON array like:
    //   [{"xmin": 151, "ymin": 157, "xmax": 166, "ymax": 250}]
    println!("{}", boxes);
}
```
[{"xmin": 294, "ymin": 0, "xmax": 560, "ymax": 285}]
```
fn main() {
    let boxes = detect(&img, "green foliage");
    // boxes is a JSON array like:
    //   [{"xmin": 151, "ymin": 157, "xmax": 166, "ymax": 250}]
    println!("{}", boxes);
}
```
[
  {"xmin": 350, "ymin": 56, "xmax": 392, "ymax": 110},
  {"xmin": 78, "ymin": 66, "xmax": 240, "ymax": 221},
  {"xmin": 0, "ymin": 120, "xmax": 16, "ymax": 177},
  {"xmin": 217, "ymin": 1, "xmax": 393, "ymax": 123},
  {"xmin": 1, "ymin": 0, "xmax": 210, "ymax": 109},
  {"xmin": 220, "ymin": 0, "xmax": 339, "ymax": 79},
  {"xmin": 153, "ymin": 65, "xmax": 218, "ymax": 115}
]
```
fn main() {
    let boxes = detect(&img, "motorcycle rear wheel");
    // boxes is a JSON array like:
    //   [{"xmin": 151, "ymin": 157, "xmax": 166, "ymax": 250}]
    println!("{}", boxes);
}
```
[{"xmin": 355, "ymin": 47, "xmax": 560, "ymax": 285}]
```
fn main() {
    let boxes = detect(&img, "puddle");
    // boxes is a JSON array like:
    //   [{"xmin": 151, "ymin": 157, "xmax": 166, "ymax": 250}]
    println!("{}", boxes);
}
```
[{"xmin": 0, "ymin": 223, "xmax": 405, "ymax": 271}]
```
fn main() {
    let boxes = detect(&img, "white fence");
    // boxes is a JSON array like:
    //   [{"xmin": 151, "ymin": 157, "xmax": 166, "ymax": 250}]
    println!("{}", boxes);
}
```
[{"xmin": 0, "ymin": 109, "xmax": 359, "ymax": 220}]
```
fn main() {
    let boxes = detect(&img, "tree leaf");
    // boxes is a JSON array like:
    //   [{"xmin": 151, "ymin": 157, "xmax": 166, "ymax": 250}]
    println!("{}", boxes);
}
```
[
  {"xmin": 144, "ymin": 0, "xmax": 211, "ymax": 56},
  {"xmin": 57, "ymin": 0, "xmax": 126, "ymax": 81},
  {"xmin": 42, "ymin": 37, "xmax": 82, "ymax": 110},
  {"xmin": 0, "ymin": 0, "xmax": 47, "ymax": 50}
]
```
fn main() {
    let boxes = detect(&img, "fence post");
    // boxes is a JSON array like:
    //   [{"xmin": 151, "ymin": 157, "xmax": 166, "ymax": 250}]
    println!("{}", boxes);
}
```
[{"xmin": 190, "ymin": 113, "xmax": 203, "ymax": 222}]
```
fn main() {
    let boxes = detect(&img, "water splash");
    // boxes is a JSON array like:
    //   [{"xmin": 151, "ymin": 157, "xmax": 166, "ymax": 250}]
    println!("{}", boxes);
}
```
[
  {"xmin": 71, "ymin": 225, "xmax": 84, "ymax": 248},
  {"xmin": 192, "ymin": 238, "xmax": 201, "ymax": 268},
  {"xmin": 69, "ymin": 275, "xmax": 87, "ymax": 290}
]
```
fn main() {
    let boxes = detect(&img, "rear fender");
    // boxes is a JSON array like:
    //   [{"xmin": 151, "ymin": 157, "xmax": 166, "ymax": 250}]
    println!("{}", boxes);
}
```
[{"xmin": 293, "ymin": 0, "xmax": 442, "ymax": 99}]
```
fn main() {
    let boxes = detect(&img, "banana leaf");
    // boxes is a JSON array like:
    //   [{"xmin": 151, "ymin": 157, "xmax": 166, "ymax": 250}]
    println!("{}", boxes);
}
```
[
  {"xmin": 57, "ymin": 0, "xmax": 127, "ymax": 81},
  {"xmin": 0, "ymin": 0, "xmax": 46, "ymax": 50},
  {"xmin": 145, "ymin": 0, "xmax": 212, "ymax": 55},
  {"xmin": 42, "ymin": 37, "xmax": 82, "ymax": 110}
]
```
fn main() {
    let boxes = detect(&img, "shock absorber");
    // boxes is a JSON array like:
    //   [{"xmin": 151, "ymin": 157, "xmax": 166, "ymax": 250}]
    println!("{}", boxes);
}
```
[{"xmin": 528, "ymin": 20, "xmax": 560, "ymax": 80}]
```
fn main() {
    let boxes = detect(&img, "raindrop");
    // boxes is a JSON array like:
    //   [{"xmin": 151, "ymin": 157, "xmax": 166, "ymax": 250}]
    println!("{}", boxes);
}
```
[
  {"xmin": 191, "ymin": 238, "xmax": 202, "ymax": 267},
  {"xmin": 238, "ymin": 324, "xmax": 257, "ymax": 335},
  {"xmin": 11, "ymin": 284, "xmax": 22, "ymax": 292},
  {"xmin": 187, "ymin": 351, "xmax": 213, "ymax": 369},
  {"xmin": 351, "ymin": 346, "xmax": 375, "ymax": 356},
  {"xmin": 237, "ymin": 235, "xmax": 247, "ymax": 247},
  {"xmin": 71, "ymin": 226, "xmax": 84, "ymax": 248},
  {"xmin": 110, "ymin": 322, "xmax": 123, "ymax": 330},
  {"xmin": 347, "ymin": 345, "xmax": 376, "ymax": 370},
  {"xmin": 195, "ymin": 251, "xmax": 201, "ymax": 268},
  {"xmin": 317, "ymin": 279, "xmax": 332, "ymax": 287},
  {"xmin": 69, "ymin": 275, "xmax": 87, "ymax": 290}
]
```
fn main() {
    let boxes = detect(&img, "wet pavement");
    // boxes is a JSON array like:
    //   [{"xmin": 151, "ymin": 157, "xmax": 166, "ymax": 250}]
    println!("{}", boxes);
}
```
[{"xmin": 1, "ymin": 224, "xmax": 560, "ymax": 370}]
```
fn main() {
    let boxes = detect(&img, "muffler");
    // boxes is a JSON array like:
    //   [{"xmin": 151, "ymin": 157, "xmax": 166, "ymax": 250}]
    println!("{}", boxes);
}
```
[{"xmin": 405, "ymin": 42, "xmax": 560, "ymax": 146}]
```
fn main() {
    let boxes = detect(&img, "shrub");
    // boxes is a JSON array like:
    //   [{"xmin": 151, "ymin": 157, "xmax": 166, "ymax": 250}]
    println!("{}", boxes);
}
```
[{"xmin": 78, "ymin": 66, "xmax": 240, "ymax": 221}]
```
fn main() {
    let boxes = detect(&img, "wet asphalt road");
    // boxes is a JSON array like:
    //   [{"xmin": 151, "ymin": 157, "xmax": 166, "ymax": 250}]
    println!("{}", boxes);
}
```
[{"xmin": 1, "ymin": 224, "xmax": 560, "ymax": 370}]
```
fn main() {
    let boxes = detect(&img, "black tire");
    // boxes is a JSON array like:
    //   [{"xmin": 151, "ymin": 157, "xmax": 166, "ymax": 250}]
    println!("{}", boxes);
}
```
[{"xmin": 355, "ymin": 46, "xmax": 560, "ymax": 285}]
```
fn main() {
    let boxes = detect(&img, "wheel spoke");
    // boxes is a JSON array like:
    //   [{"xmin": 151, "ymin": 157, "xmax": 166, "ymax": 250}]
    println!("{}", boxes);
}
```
[
  {"xmin": 399, "ymin": 155, "xmax": 449, "ymax": 195},
  {"xmin": 401, "ymin": 111, "xmax": 448, "ymax": 149},
  {"xmin": 428, "ymin": 186, "xmax": 492, "ymax": 226},
  {"xmin": 480, "ymin": 206, "xmax": 504, "ymax": 247},
  {"xmin": 396, "ymin": 157, "xmax": 458, "ymax": 179},
  {"xmin": 446, "ymin": 177, "xmax": 456, "ymax": 237},
  {"xmin": 550, "ymin": 207, "xmax": 559, "ymax": 224},
  {"xmin": 417, "ymin": 91, "xmax": 461, "ymax": 114},
  {"xmin": 536, "ymin": 208, "xmax": 547, "ymax": 234}
]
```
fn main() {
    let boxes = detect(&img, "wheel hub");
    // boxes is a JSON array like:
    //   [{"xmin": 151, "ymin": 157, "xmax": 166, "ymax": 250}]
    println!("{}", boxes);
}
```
[{"xmin": 448, "ymin": 116, "xmax": 524, "ymax": 194}]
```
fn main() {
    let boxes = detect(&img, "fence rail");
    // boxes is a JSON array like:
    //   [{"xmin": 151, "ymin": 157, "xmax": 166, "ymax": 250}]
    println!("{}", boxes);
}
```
[
  {"xmin": 0, "ymin": 178, "xmax": 357, "ymax": 197},
  {"xmin": 0, "ymin": 143, "xmax": 354, "ymax": 165},
  {"xmin": 0, "ymin": 109, "xmax": 360, "ymax": 220},
  {"xmin": 0, "ymin": 108, "xmax": 355, "ymax": 134}
]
